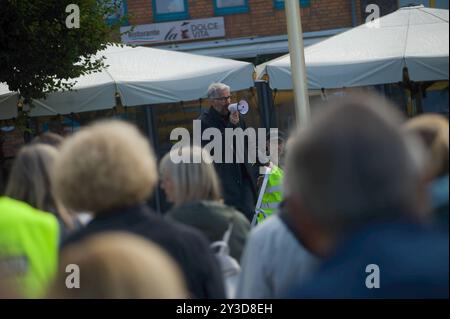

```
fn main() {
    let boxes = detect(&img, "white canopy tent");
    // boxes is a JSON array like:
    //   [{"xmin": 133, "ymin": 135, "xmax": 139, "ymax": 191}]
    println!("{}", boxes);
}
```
[
  {"xmin": 257, "ymin": 6, "xmax": 449, "ymax": 90},
  {"xmin": 0, "ymin": 45, "xmax": 255, "ymax": 120}
]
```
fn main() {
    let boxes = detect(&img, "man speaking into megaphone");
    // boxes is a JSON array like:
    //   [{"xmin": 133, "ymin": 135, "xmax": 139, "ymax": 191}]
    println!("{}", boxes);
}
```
[
  {"xmin": 227, "ymin": 99, "xmax": 249, "ymax": 126},
  {"xmin": 198, "ymin": 82, "xmax": 257, "ymax": 221},
  {"xmin": 228, "ymin": 100, "xmax": 249, "ymax": 115}
]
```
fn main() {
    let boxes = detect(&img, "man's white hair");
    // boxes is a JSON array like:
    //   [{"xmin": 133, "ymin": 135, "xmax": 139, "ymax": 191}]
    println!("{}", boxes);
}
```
[{"xmin": 207, "ymin": 83, "xmax": 230, "ymax": 99}]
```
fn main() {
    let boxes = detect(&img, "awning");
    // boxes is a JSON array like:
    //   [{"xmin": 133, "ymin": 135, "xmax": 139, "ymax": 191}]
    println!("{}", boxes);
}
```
[
  {"xmin": 0, "ymin": 45, "xmax": 255, "ymax": 119},
  {"xmin": 154, "ymin": 28, "xmax": 349, "ymax": 59},
  {"xmin": 257, "ymin": 6, "xmax": 449, "ymax": 90}
]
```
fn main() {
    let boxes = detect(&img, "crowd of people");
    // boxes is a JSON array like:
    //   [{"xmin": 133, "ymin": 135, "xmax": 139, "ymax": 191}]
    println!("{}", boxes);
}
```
[{"xmin": 0, "ymin": 83, "xmax": 448, "ymax": 299}]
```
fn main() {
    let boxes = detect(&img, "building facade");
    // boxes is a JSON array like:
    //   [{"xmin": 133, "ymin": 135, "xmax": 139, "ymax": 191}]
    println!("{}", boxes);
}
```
[
  {"xmin": 120, "ymin": 0, "xmax": 356, "ymax": 63},
  {"xmin": 117, "ymin": 0, "xmax": 448, "ymax": 63}
]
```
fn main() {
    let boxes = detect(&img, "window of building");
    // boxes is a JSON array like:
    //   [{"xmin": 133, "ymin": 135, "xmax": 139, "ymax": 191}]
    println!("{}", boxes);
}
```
[
  {"xmin": 105, "ymin": 0, "xmax": 128, "ymax": 25},
  {"xmin": 214, "ymin": 0, "xmax": 249, "ymax": 15},
  {"xmin": 399, "ymin": 0, "xmax": 430, "ymax": 7},
  {"xmin": 153, "ymin": 0, "xmax": 189, "ymax": 22},
  {"xmin": 360, "ymin": 0, "xmax": 398, "ymax": 19},
  {"xmin": 274, "ymin": 0, "xmax": 311, "ymax": 10},
  {"xmin": 399, "ymin": 0, "xmax": 449, "ymax": 9},
  {"xmin": 434, "ymin": 0, "xmax": 449, "ymax": 8}
]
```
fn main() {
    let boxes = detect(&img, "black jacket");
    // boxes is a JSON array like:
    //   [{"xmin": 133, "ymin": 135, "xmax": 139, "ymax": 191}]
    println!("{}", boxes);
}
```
[
  {"xmin": 62, "ymin": 204, "xmax": 225, "ymax": 299},
  {"xmin": 199, "ymin": 107, "xmax": 257, "ymax": 219}
]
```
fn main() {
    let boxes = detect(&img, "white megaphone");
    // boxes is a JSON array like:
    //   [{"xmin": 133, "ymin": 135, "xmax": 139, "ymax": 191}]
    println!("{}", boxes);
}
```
[{"xmin": 228, "ymin": 100, "xmax": 249, "ymax": 115}]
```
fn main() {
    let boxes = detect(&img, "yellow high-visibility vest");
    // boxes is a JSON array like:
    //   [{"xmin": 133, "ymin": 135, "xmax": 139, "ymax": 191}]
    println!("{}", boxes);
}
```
[
  {"xmin": 252, "ymin": 165, "xmax": 284, "ymax": 226},
  {"xmin": 0, "ymin": 197, "xmax": 58, "ymax": 298}
]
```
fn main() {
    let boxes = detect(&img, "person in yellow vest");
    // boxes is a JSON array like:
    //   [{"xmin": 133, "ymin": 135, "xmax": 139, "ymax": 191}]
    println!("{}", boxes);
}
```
[
  {"xmin": 0, "ymin": 196, "xmax": 59, "ymax": 298},
  {"xmin": 252, "ymin": 132, "xmax": 286, "ymax": 226}
]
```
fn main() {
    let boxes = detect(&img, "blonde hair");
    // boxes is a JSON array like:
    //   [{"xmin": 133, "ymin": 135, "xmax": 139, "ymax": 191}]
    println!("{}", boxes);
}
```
[
  {"xmin": 47, "ymin": 232, "xmax": 188, "ymax": 299},
  {"xmin": 159, "ymin": 146, "xmax": 222, "ymax": 206},
  {"xmin": 404, "ymin": 114, "xmax": 449, "ymax": 180},
  {"xmin": 31, "ymin": 132, "xmax": 64, "ymax": 148},
  {"xmin": 5, "ymin": 144, "xmax": 73, "ymax": 228},
  {"xmin": 53, "ymin": 120, "xmax": 158, "ymax": 214}
]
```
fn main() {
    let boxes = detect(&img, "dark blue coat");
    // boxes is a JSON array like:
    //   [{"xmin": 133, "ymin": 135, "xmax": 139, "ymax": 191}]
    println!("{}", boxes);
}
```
[{"xmin": 287, "ymin": 222, "xmax": 449, "ymax": 299}]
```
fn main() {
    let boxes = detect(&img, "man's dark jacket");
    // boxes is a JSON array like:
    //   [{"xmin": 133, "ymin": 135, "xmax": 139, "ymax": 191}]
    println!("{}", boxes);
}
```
[
  {"xmin": 199, "ymin": 107, "xmax": 257, "ymax": 219},
  {"xmin": 62, "ymin": 204, "xmax": 226, "ymax": 299}
]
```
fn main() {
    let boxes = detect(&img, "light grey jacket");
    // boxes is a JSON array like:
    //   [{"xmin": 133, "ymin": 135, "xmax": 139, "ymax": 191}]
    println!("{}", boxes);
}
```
[{"xmin": 236, "ymin": 215, "xmax": 318, "ymax": 299}]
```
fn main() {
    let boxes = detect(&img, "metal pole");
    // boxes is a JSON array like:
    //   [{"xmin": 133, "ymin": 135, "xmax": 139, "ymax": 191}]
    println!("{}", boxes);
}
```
[
  {"xmin": 285, "ymin": 0, "xmax": 311, "ymax": 127},
  {"xmin": 255, "ymin": 80, "xmax": 271, "ymax": 129},
  {"xmin": 144, "ymin": 105, "xmax": 162, "ymax": 213},
  {"xmin": 350, "ymin": 0, "xmax": 358, "ymax": 27}
]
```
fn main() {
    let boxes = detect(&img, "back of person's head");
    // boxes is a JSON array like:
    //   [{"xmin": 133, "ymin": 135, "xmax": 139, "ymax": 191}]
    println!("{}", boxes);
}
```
[
  {"xmin": 53, "ymin": 120, "xmax": 157, "ymax": 214},
  {"xmin": 159, "ymin": 146, "xmax": 222, "ymax": 206},
  {"xmin": 403, "ymin": 114, "xmax": 449, "ymax": 180},
  {"xmin": 47, "ymin": 232, "xmax": 188, "ymax": 299},
  {"xmin": 31, "ymin": 132, "xmax": 64, "ymax": 148},
  {"xmin": 5, "ymin": 144, "xmax": 58, "ymax": 209},
  {"xmin": 284, "ymin": 93, "xmax": 419, "ymax": 236},
  {"xmin": 4, "ymin": 144, "xmax": 73, "ymax": 224}
]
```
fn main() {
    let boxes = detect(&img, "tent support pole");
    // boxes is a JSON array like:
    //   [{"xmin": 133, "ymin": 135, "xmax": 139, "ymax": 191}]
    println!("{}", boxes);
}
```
[
  {"xmin": 351, "ymin": 0, "xmax": 358, "ymax": 26},
  {"xmin": 255, "ymin": 80, "xmax": 275, "ymax": 130},
  {"xmin": 285, "ymin": 0, "xmax": 311, "ymax": 128},
  {"xmin": 144, "ymin": 105, "xmax": 162, "ymax": 213}
]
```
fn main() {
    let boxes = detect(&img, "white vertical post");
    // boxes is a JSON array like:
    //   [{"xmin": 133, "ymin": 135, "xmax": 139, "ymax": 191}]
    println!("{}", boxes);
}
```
[{"xmin": 285, "ymin": 0, "xmax": 311, "ymax": 127}]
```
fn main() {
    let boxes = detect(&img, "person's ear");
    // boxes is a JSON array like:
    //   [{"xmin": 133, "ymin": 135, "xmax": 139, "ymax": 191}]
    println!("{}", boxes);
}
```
[
  {"xmin": 285, "ymin": 196, "xmax": 299, "ymax": 219},
  {"xmin": 278, "ymin": 142, "xmax": 285, "ymax": 155},
  {"xmin": 286, "ymin": 195, "xmax": 326, "ymax": 258},
  {"xmin": 413, "ymin": 175, "xmax": 433, "ymax": 223}
]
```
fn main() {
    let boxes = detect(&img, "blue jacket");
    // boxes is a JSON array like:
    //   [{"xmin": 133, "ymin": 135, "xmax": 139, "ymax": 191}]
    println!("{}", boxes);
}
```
[
  {"xmin": 429, "ymin": 175, "xmax": 449, "ymax": 230},
  {"xmin": 287, "ymin": 222, "xmax": 449, "ymax": 299}
]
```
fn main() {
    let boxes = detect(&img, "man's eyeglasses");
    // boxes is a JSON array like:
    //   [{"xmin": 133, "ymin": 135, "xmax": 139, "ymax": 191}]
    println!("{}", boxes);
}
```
[{"xmin": 213, "ymin": 96, "xmax": 231, "ymax": 102}]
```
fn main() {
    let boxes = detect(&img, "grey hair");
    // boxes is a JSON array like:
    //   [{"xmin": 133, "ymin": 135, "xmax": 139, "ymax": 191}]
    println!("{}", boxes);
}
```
[
  {"xmin": 284, "ymin": 93, "xmax": 419, "ymax": 233},
  {"xmin": 159, "ymin": 146, "xmax": 222, "ymax": 206},
  {"xmin": 207, "ymin": 83, "xmax": 230, "ymax": 99}
]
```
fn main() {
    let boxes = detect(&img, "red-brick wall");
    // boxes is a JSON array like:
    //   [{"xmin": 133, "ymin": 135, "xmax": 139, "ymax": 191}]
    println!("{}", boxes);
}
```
[
  {"xmin": 0, "ymin": 128, "xmax": 24, "ymax": 159},
  {"xmin": 126, "ymin": 0, "xmax": 356, "ymax": 41}
]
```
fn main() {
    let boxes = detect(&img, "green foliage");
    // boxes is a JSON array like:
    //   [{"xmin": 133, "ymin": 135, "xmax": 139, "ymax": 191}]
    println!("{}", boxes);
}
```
[{"xmin": 0, "ymin": 0, "xmax": 126, "ymax": 103}]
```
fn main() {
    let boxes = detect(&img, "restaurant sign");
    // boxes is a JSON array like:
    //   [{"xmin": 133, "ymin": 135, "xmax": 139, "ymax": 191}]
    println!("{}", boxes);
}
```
[{"xmin": 120, "ymin": 17, "xmax": 225, "ymax": 45}]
